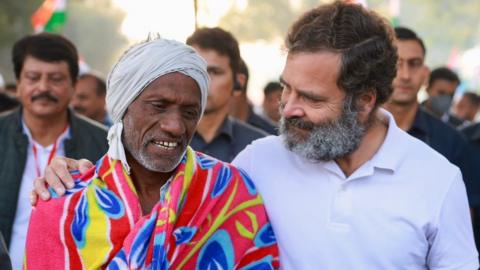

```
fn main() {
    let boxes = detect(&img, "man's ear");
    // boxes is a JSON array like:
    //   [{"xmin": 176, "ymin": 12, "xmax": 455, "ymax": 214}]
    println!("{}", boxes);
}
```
[
  {"xmin": 358, "ymin": 90, "xmax": 377, "ymax": 111},
  {"xmin": 233, "ymin": 73, "xmax": 246, "ymax": 97},
  {"xmin": 236, "ymin": 74, "xmax": 246, "ymax": 90}
]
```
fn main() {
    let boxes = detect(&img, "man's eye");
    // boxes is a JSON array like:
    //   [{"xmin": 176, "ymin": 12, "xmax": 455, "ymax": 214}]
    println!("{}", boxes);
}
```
[
  {"xmin": 408, "ymin": 60, "xmax": 423, "ymax": 69},
  {"xmin": 50, "ymin": 76, "xmax": 65, "ymax": 83},
  {"xmin": 26, "ymin": 75, "xmax": 39, "ymax": 82},
  {"xmin": 152, "ymin": 103, "xmax": 166, "ymax": 111},
  {"xmin": 184, "ymin": 109, "xmax": 199, "ymax": 119},
  {"xmin": 208, "ymin": 69, "xmax": 223, "ymax": 76}
]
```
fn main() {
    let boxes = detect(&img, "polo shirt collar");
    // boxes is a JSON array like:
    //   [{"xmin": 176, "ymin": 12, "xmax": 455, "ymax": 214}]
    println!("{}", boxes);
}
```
[
  {"xmin": 299, "ymin": 109, "xmax": 408, "ymax": 179},
  {"xmin": 369, "ymin": 108, "xmax": 409, "ymax": 173},
  {"xmin": 409, "ymin": 107, "xmax": 428, "ymax": 136},
  {"xmin": 217, "ymin": 116, "xmax": 234, "ymax": 141}
]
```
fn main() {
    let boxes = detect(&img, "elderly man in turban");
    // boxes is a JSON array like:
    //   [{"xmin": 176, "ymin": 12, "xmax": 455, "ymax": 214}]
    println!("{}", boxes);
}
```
[{"xmin": 24, "ymin": 37, "xmax": 278, "ymax": 269}]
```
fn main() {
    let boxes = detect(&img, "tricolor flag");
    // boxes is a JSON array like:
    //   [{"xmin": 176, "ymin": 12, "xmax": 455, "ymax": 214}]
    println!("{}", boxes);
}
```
[
  {"xmin": 31, "ymin": 0, "xmax": 67, "ymax": 33},
  {"xmin": 389, "ymin": 0, "xmax": 400, "ymax": 27}
]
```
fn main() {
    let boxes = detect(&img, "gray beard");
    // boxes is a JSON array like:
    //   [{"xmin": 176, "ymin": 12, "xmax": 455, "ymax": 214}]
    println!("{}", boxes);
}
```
[{"xmin": 279, "ymin": 98, "xmax": 366, "ymax": 162}]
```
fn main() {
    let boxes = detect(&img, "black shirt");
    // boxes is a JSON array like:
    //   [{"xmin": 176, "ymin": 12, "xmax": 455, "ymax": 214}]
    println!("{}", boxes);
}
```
[
  {"xmin": 246, "ymin": 107, "xmax": 278, "ymax": 135},
  {"xmin": 191, "ymin": 116, "xmax": 268, "ymax": 162},
  {"xmin": 408, "ymin": 107, "xmax": 478, "ymax": 206}
]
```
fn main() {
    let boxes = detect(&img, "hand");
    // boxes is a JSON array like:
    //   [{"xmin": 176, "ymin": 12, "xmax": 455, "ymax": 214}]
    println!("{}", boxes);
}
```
[{"xmin": 30, "ymin": 157, "xmax": 94, "ymax": 206}]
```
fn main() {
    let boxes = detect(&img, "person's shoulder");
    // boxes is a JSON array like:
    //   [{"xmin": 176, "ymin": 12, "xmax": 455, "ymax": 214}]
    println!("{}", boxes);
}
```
[
  {"xmin": 421, "ymin": 109, "xmax": 464, "ymax": 137},
  {"xmin": 460, "ymin": 122, "xmax": 480, "ymax": 142},
  {"xmin": 399, "ymin": 127, "xmax": 461, "ymax": 180},
  {"xmin": 247, "ymin": 113, "xmax": 278, "ymax": 135},
  {"xmin": 0, "ymin": 109, "xmax": 21, "ymax": 135},
  {"xmin": 71, "ymin": 112, "xmax": 108, "ymax": 134},
  {"xmin": 237, "ymin": 135, "xmax": 284, "ymax": 157},
  {"xmin": 230, "ymin": 117, "xmax": 269, "ymax": 140},
  {"xmin": 194, "ymin": 150, "xmax": 260, "ymax": 194},
  {"xmin": 0, "ymin": 108, "xmax": 19, "ymax": 123},
  {"xmin": 418, "ymin": 109, "xmax": 469, "ymax": 149}
]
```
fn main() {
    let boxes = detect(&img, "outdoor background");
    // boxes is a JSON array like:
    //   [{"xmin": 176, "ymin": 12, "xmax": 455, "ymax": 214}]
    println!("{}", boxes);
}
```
[{"xmin": 1, "ymin": 0, "xmax": 480, "ymax": 104}]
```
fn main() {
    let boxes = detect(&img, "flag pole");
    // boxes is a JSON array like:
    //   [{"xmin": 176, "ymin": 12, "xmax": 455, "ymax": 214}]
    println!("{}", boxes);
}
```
[{"xmin": 194, "ymin": 0, "xmax": 199, "ymax": 29}]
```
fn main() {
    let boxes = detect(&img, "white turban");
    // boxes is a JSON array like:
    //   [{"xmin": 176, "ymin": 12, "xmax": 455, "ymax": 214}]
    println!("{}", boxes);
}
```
[{"xmin": 105, "ymin": 38, "xmax": 209, "ymax": 173}]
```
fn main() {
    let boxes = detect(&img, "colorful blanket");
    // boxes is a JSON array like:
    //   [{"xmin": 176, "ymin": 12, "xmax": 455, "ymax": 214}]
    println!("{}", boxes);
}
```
[{"xmin": 25, "ymin": 147, "xmax": 279, "ymax": 269}]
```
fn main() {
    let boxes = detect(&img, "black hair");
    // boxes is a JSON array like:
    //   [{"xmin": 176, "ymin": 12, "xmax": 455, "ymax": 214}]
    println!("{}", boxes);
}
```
[{"xmin": 12, "ymin": 33, "xmax": 79, "ymax": 84}]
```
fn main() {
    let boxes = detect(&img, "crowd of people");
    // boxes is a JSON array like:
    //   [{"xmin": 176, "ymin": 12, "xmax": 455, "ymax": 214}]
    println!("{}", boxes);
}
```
[{"xmin": 0, "ymin": 1, "xmax": 479, "ymax": 269}]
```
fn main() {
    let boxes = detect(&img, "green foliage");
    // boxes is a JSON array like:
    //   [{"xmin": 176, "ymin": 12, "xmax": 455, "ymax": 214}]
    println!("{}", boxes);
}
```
[
  {"xmin": 399, "ymin": 0, "xmax": 480, "ymax": 67},
  {"xmin": 218, "ymin": 0, "xmax": 480, "ymax": 68},
  {"xmin": 0, "ymin": 0, "xmax": 128, "ymax": 82},
  {"xmin": 218, "ymin": 0, "xmax": 296, "ymax": 42},
  {"xmin": 63, "ymin": 0, "xmax": 129, "ymax": 77}
]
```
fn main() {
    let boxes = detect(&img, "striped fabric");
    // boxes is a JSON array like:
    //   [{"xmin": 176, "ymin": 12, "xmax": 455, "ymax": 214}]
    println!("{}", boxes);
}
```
[{"xmin": 25, "ymin": 147, "xmax": 279, "ymax": 269}]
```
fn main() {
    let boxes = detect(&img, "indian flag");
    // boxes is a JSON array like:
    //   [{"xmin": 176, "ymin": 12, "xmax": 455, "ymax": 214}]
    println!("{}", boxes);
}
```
[
  {"xmin": 31, "ymin": 0, "xmax": 67, "ymax": 33},
  {"xmin": 389, "ymin": 0, "xmax": 400, "ymax": 27}
]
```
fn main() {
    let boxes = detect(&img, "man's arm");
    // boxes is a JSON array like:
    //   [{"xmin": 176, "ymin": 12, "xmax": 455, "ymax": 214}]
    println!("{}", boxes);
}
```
[
  {"xmin": 427, "ymin": 170, "xmax": 479, "ymax": 269},
  {"xmin": 30, "ymin": 157, "xmax": 93, "ymax": 205}
]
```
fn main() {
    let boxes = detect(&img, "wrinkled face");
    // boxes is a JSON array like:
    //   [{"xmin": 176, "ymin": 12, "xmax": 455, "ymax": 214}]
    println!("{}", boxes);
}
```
[
  {"xmin": 426, "ymin": 79, "xmax": 458, "ymax": 98},
  {"xmin": 263, "ymin": 89, "xmax": 282, "ymax": 123},
  {"xmin": 122, "ymin": 72, "xmax": 202, "ymax": 173},
  {"xmin": 193, "ymin": 46, "xmax": 234, "ymax": 114},
  {"xmin": 279, "ymin": 51, "xmax": 366, "ymax": 161},
  {"xmin": 71, "ymin": 76, "xmax": 105, "ymax": 120},
  {"xmin": 390, "ymin": 40, "xmax": 429, "ymax": 105},
  {"xmin": 17, "ymin": 56, "xmax": 74, "ymax": 118}
]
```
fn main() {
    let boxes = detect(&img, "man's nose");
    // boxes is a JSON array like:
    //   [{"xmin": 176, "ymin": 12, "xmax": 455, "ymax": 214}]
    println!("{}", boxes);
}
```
[
  {"xmin": 397, "ymin": 63, "xmax": 411, "ymax": 80},
  {"xmin": 38, "ymin": 76, "xmax": 49, "ymax": 91},
  {"xmin": 281, "ymin": 92, "xmax": 305, "ymax": 119},
  {"xmin": 160, "ymin": 112, "xmax": 186, "ymax": 136}
]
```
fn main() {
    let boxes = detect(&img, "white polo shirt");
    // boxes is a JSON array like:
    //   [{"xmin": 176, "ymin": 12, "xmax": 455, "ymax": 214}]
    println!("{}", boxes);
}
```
[
  {"xmin": 9, "ymin": 123, "xmax": 70, "ymax": 270},
  {"xmin": 233, "ymin": 109, "xmax": 478, "ymax": 270}
]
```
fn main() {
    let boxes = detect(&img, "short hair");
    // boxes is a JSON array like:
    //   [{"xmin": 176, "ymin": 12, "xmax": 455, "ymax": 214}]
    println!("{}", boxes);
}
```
[
  {"xmin": 186, "ymin": 27, "xmax": 241, "ymax": 76},
  {"xmin": 238, "ymin": 58, "xmax": 249, "ymax": 91},
  {"xmin": 394, "ymin": 26, "xmax": 426, "ymax": 56},
  {"xmin": 462, "ymin": 92, "xmax": 480, "ymax": 107},
  {"xmin": 428, "ymin": 67, "xmax": 460, "ymax": 87},
  {"xmin": 78, "ymin": 73, "xmax": 106, "ymax": 96},
  {"xmin": 286, "ymin": 1, "xmax": 397, "ymax": 107},
  {"xmin": 12, "ymin": 33, "xmax": 79, "ymax": 84},
  {"xmin": 264, "ymin": 81, "xmax": 283, "ymax": 96}
]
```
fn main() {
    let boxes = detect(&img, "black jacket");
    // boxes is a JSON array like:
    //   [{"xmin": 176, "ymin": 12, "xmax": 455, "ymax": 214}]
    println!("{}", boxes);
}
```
[{"xmin": 0, "ymin": 108, "xmax": 108, "ymax": 247}]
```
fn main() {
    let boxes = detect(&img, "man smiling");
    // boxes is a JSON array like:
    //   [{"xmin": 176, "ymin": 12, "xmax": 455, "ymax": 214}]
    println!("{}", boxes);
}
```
[
  {"xmin": 25, "ymin": 37, "xmax": 278, "ymax": 269},
  {"xmin": 0, "ymin": 33, "xmax": 108, "ymax": 269}
]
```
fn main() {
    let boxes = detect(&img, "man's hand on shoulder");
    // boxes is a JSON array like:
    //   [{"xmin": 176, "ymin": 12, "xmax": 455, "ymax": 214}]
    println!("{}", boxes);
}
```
[{"xmin": 30, "ymin": 157, "xmax": 94, "ymax": 206}]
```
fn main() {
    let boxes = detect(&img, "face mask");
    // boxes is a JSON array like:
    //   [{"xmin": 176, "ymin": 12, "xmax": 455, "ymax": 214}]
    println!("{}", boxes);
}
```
[{"xmin": 429, "ymin": 94, "xmax": 453, "ymax": 116}]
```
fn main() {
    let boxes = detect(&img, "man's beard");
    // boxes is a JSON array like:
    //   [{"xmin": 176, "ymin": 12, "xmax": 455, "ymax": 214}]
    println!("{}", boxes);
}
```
[{"xmin": 279, "ymin": 96, "xmax": 367, "ymax": 162}]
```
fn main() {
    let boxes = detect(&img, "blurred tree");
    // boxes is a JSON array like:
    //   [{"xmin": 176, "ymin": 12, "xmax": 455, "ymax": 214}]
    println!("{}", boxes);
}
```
[
  {"xmin": 63, "ymin": 0, "xmax": 129, "ymax": 77},
  {"xmin": 399, "ymin": 0, "xmax": 480, "ymax": 67},
  {"xmin": 218, "ymin": 0, "xmax": 480, "ymax": 69},
  {"xmin": 218, "ymin": 0, "xmax": 296, "ymax": 42},
  {"xmin": 0, "ymin": 0, "xmax": 128, "ymax": 82}
]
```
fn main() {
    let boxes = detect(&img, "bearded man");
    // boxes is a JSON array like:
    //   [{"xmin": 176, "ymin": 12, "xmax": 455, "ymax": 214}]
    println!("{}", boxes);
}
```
[
  {"xmin": 25, "ymin": 37, "xmax": 278, "ymax": 269},
  {"xmin": 232, "ymin": 2, "xmax": 477, "ymax": 269},
  {"xmin": 32, "ymin": 2, "xmax": 477, "ymax": 269}
]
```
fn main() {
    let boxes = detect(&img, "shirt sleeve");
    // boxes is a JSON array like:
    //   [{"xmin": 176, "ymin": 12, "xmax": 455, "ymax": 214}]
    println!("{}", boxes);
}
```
[{"xmin": 427, "ymin": 169, "xmax": 479, "ymax": 270}]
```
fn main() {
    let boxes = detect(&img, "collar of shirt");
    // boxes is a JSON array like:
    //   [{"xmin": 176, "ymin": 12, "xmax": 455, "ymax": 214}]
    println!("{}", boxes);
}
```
[
  {"xmin": 21, "ymin": 121, "xmax": 71, "ymax": 146},
  {"xmin": 299, "ymin": 108, "xmax": 407, "ymax": 181},
  {"xmin": 408, "ymin": 107, "xmax": 429, "ymax": 140},
  {"xmin": 216, "ymin": 116, "xmax": 234, "ymax": 141}
]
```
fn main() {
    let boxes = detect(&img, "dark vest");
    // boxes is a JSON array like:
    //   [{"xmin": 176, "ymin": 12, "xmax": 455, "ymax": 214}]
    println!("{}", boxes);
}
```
[{"xmin": 0, "ymin": 108, "xmax": 109, "ymax": 247}]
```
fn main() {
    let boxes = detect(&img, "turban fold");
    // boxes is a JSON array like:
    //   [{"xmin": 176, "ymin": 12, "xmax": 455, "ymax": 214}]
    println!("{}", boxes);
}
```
[{"xmin": 105, "ymin": 38, "xmax": 209, "ymax": 173}]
